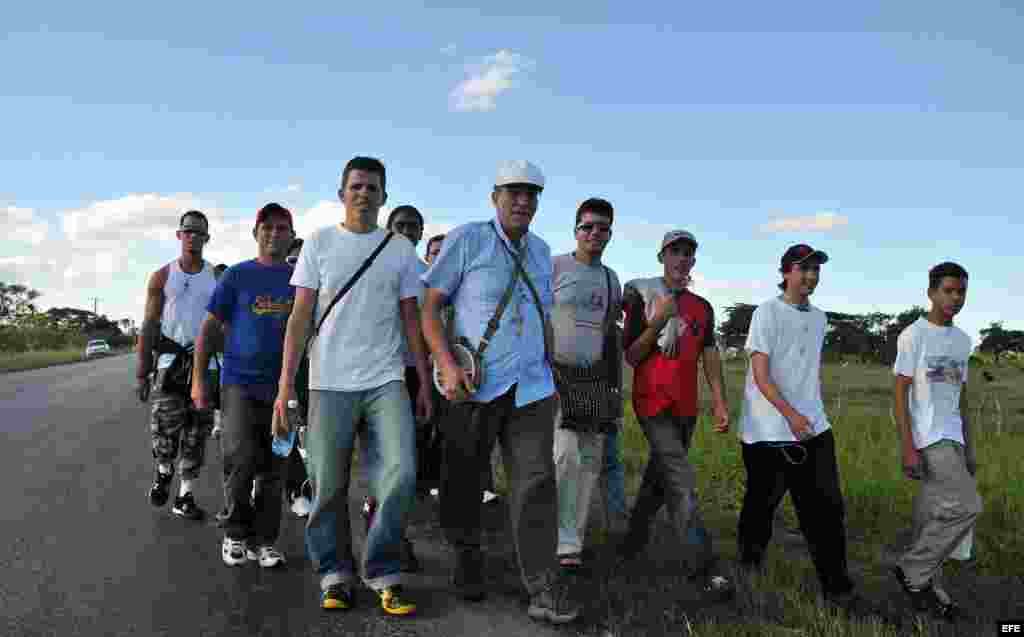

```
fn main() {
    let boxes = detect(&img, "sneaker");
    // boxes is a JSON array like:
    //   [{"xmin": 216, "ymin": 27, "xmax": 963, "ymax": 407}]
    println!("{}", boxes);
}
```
[
  {"xmin": 221, "ymin": 537, "xmax": 247, "ymax": 567},
  {"xmin": 700, "ymin": 574, "xmax": 735, "ymax": 603},
  {"xmin": 246, "ymin": 545, "xmax": 286, "ymax": 568},
  {"xmin": 171, "ymin": 492, "xmax": 205, "ymax": 521},
  {"xmin": 558, "ymin": 552, "xmax": 583, "ymax": 569},
  {"xmin": 362, "ymin": 496, "xmax": 377, "ymax": 534},
  {"xmin": 321, "ymin": 583, "xmax": 354, "ymax": 611},
  {"xmin": 482, "ymin": 490, "xmax": 499, "ymax": 504},
  {"xmin": 289, "ymin": 492, "xmax": 311, "ymax": 518},
  {"xmin": 400, "ymin": 538, "xmax": 421, "ymax": 573},
  {"xmin": 891, "ymin": 565, "xmax": 960, "ymax": 621},
  {"xmin": 528, "ymin": 581, "xmax": 581, "ymax": 625},
  {"xmin": 376, "ymin": 585, "xmax": 417, "ymax": 616},
  {"xmin": 148, "ymin": 470, "xmax": 173, "ymax": 507},
  {"xmin": 452, "ymin": 546, "xmax": 487, "ymax": 601}
]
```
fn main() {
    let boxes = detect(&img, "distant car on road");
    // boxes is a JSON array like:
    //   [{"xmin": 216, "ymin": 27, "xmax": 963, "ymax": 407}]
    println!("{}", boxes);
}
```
[{"xmin": 84, "ymin": 339, "xmax": 112, "ymax": 360}]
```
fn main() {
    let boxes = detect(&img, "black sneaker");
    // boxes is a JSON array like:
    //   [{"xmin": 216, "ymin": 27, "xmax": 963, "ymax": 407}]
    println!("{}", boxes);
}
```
[
  {"xmin": 171, "ymin": 492, "xmax": 205, "ymax": 521},
  {"xmin": 891, "ymin": 565, "xmax": 960, "ymax": 622},
  {"xmin": 148, "ymin": 470, "xmax": 173, "ymax": 507},
  {"xmin": 528, "ymin": 579, "xmax": 581, "ymax": 625},
  {"xmin": 452, "ymin": 546, "xmax": 486, "ymax": 601}
]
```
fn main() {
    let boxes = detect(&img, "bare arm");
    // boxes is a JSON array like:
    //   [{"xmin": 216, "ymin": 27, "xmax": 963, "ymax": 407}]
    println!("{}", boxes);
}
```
[
  {"xmin": 751, "ymin": 351, "xmax": 811, "ymax": 439},
  {"xmin": 960, "ymin": 384, "xmax": 975, "ymax": 475},
  {"xmin": 278, "ymin": 287, "xmax": 316, "ymax": 391},
  {"xmin": 271, "ymin": 287, "xmax": 316, "ymax": 438},
  {"xmin": 136, "ymin": 266, "xmax": 168, "ymax": 380},
  {"xmin": 422, "ymin": 288, "xmax": 455, "ymax": 371},
  {"xmin": 191, "ymin": 313, "xmax": 224, "ymax": 409},
  {"xmin": 894, "ymin": 374, "xmax": 921, "ymax": 479},
  {"xmin": 701, "ymin": 346, "xmax": 727, "ymax": 406},
  {"xmin": 622, "ymin": 287, "xmax": 670, "ymax": 368},
  {"xmin": 401, "ymin": 296, "xmax": 434, "ymax": 425}
]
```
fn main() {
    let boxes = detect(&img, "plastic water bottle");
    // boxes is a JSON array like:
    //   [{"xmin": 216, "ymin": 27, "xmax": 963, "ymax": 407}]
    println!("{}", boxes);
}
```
[
  {"xmin": 271, "ymin": 399, "xmax": 300, "ymax": 458},
  {"xmin": 949, "ymin": 528, "xmax": 974, "ymax": 561}
]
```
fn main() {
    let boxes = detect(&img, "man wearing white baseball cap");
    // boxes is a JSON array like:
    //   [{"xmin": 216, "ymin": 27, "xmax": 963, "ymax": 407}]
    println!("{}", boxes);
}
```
[{"xmin": 420, "ymin": 160, "xmax": 581, "ymax": 624}]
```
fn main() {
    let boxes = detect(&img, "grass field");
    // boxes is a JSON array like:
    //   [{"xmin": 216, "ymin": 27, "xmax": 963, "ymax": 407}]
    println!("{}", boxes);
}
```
[
  {"xmin": 572, "ymin": 359, "xmax": 1024, "ymax": 635},
  {"xmin": 0, "ymin": 348, "xmax": 128, "ymax": 373}
]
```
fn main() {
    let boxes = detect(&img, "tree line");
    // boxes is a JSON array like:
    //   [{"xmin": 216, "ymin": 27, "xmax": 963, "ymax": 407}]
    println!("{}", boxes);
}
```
[
  {"xmin": 718, "ymin": 303, "xmax": 1024, "ymax": 365},
  {"xmin": 0, "ymin": 282, "xmax": 133, "ymax": 353}
]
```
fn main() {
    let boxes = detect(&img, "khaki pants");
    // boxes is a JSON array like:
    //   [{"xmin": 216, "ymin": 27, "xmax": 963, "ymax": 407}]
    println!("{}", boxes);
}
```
[{"xmin": 898, "ymin": 440, "xmax": 982, "ymax": 588}]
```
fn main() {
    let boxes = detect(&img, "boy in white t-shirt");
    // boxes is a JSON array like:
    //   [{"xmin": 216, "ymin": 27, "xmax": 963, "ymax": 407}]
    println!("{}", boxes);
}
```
[
  {"xmin": 891, "ymin": 262, "xmax": 980, "ymax": 622},
  {"xmin": 738, "ymin": 244, "xmax": 862, "ymax": 611},
  {"xmin": 272, "ymin": 157, "xmax": 433, "ymax": 616}
]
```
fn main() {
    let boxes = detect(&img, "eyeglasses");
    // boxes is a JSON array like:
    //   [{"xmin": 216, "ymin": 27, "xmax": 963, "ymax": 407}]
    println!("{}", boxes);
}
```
[
  {"xmin": 575, "ymin": 222, "xmax": 612, "ymax": 236},
  {"xmin": 179, "ymin": 228, "xmax": 208, "ymax": 239}
]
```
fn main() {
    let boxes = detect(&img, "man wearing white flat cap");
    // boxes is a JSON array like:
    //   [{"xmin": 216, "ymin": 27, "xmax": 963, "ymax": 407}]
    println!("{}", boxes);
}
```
[{"xmin": 421, "ymin": 160, "xmax": 581, "ymax": 625}]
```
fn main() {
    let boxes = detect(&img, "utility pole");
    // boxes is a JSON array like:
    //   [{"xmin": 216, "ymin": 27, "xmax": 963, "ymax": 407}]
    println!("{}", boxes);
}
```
[{"xmin": 89, "ymin": 297, "xmax": 100, "ymax": 316}]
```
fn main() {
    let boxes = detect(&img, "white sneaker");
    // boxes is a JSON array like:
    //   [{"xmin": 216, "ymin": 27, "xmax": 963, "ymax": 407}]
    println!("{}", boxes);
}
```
[
  {"xmin": 246, "ymin": 545, "xmax": 286, "ymax": 568},
  {"xmin": 222, "ymin": 537, "xmax": 247, "ymax": 567},
  {"xmin": 482, "ymin": 490, "xmax": 499, "ymax": 504},
  {"xmin": 429, "ymin": 488, "xmax": 440, "ymax": 499},
  {"xmin": 290, "ymin": 494, "xmax": 311, "ymax": 518}
]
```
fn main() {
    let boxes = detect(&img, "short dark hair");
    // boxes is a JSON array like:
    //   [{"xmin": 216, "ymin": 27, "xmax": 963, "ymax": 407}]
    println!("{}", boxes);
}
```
[
  {"xmin": 426, "ymin": 234, "xmax": 445, "ymax": 254},
  {"xmin": 290, "ymin": 237, "xmax": 304, "ymax": 252},
  {"xmin": 575, "ymin": 198, "xmax": 614, "ymax": 226},
  {"xmin": 179, "ymin": 210, "xmax": 209, "ymax": 230},
  {"xmin": 214, "ymin": 263, "xmax": 228, "ymax": 275},
  {"xmin": 929, "ymin": 262, "xmax": 968, "ymax": 290},
  {"xmin": 387, "ymin": 205, "xmax": 423, "ymax": 229},
  {"xmin": 340, "ymin": 156, "xmax": 386, "ymax": 194}
]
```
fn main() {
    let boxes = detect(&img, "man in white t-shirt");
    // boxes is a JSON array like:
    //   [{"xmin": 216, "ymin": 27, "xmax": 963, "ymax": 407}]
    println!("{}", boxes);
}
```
[
  {"xmin": 891, "ymin": 262, "xmax": 980, "ymax": 622},
  {"xmin": 738, "ymin": 244, "xmax": 862, "ymax": 611},
  {"xmin": 272, "ymin": 157, "xmax": 433, "ymax": 616}
]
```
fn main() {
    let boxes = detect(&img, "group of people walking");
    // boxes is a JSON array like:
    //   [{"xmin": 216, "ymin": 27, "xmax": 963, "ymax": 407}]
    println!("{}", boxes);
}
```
[{"xmin": 133, "ymin": 156, "xmax": 980, "ymax": 625}]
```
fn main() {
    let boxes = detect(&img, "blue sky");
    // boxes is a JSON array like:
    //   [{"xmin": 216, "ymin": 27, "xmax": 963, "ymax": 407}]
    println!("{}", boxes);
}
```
[{"xmin": 2, "ymin": 1, "xmax": 1022, "ymax": 343}]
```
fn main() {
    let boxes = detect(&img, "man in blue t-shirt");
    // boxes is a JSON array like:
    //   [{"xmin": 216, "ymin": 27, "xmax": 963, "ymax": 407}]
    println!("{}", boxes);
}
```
[{"xmin": 193, "ymin": 203, "xmax": 296, "ymax": 569}]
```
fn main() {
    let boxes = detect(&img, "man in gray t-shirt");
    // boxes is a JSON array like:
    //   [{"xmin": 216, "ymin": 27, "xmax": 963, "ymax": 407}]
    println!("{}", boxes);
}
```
[{"xmin": 551, "ymin": 198, "xmax": 623, "ymax": 568}]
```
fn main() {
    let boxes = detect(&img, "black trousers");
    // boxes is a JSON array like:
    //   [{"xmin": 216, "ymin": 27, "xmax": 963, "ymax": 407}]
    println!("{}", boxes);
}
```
[
  {"xmin": 737, "ymin": 429, "xmax": 853, "ymax": 596},
  {"xmin": 440, "ymin": 387, "xmax": 560, "ymax": 595},
  {"xmin": 219, "ymin": 385, "xmax": 286, "ymax": 544}
]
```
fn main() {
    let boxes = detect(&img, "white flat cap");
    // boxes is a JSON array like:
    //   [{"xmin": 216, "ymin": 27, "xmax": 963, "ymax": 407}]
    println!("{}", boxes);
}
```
[{"xmin": 495, "ymin": 160, "xmax": 545, "ymax": 190}]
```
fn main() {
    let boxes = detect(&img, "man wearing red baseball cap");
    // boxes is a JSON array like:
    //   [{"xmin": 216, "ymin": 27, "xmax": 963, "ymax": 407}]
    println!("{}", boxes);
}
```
[
  {"xmin": 738, "ymin": 244, "xmax": 867, "ymax": 613},
  {"xmin": 193, "ymin": 202, "xmax": 296, "ymax": 570}
]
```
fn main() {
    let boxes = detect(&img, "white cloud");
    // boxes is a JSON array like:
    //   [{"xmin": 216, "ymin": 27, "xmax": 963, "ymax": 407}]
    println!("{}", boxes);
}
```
[
  {"xmin": 759, "ymin": 211, "xmax": 849, "ymax": 233},
  {"xmin": 441, "ymin": 43, "xmax": 457, "ymax": 56},
  {"xmin": 3, "ymin": 206, "xmax": 49, "ymax": 245},
  {"xmin": 450, "ymin": 49, "xmax": 534, "ymax": 112},
  {"xmin": 62, "ymin": 193, "xmax": 210, "ymax": 242}
]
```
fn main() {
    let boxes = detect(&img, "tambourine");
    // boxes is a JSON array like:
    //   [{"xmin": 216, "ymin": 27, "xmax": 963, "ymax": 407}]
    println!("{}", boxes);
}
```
[{"xmin": 433, "ymin": 338, "xmax": 482, "ymax": 404}]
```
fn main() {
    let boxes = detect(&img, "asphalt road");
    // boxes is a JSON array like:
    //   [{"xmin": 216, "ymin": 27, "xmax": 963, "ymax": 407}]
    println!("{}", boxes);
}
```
[{"xmin": 0, "ymin": 355, "xmax": 572, "ymax": 637}]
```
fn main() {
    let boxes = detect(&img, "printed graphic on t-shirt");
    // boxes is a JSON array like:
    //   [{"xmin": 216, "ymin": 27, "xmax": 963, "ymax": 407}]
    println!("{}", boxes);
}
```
[
  {"xmin": 925, "ymin": 355, "xmax": 964, "ymax": 384},
  {"xmin": 251, "ymin": 295, "xmax": 293, "ymax": 317}
]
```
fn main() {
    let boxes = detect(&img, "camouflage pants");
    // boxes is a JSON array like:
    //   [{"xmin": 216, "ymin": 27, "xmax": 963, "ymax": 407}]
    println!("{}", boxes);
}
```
[{"xmin": 150, "ymin": 369, "xmax": 215, "ymax": 480}]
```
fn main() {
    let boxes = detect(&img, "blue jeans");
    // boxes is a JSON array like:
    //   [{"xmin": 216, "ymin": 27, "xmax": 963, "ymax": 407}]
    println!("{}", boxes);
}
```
[
  {"xmin": 305, "ymin": 381, "xmax": 416, "ymax": 590},
  {"xmin": 605, "ymin": 427, "xmax": 626, "ymax": 518}
]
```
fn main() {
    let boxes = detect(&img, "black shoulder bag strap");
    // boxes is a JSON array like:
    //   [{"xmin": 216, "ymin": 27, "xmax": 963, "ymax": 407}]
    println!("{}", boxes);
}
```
[
  {"xmin": 490, "ymin": 223, "xmax": 552, "ymax": 366},
  {"xmin": 306, "ymin": 231, "xmax": 394, "ymax": 351}
]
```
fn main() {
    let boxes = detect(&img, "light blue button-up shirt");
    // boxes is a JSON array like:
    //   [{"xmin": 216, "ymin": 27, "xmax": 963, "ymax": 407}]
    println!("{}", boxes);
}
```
[{"xmin": 422, "ymin": 216, "xmax": 555, "ymax": 407}]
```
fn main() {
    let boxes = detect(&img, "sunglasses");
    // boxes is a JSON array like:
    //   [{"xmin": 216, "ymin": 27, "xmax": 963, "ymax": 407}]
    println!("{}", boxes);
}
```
[{"xmin": 575, "ymin": 222, "xmax": 612, "ymax": 236}]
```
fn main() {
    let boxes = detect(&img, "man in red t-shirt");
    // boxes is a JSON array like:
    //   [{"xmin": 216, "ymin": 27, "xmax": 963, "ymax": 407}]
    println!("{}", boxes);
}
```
[{"xmin": 619, "ymin": 229, "xmax": 733, "ymax": 600}]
